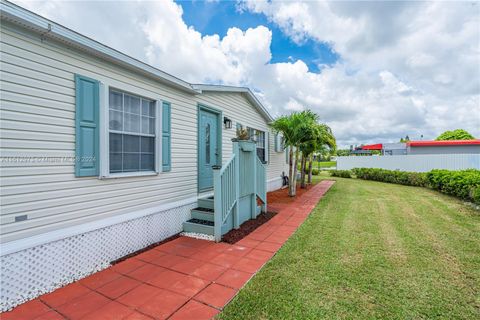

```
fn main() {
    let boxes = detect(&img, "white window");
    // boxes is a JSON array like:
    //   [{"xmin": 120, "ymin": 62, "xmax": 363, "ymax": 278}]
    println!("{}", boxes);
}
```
[
  {"xmin": 275, "ymin": 133, "xmax": 284, "ymax": 152},
  {"xmin": 236, "ymin": 123, "xmax": 269, "ymax": 163},
  {"xmin": 108, "ymin": 90, "xmax": 157, "ymax": 174},
  {"xmin": 248, "ymin": 127, "xmax": 268, "ymax": 163}
]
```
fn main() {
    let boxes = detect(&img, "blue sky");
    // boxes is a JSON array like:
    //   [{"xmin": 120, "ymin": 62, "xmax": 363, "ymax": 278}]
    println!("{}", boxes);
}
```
[{"xmin": 178, "ymin": 0, "xmax": 339, "ymax": 73}]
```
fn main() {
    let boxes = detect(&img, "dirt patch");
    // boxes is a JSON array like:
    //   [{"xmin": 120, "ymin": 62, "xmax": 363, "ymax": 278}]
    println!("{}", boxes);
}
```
[
  {"xmin": 110, "ymin": 233, "xmax": 180, "ymax": 265},
  {"xmin": 222, "ymin": 211, "xmax": 278, "ymax": 244}
]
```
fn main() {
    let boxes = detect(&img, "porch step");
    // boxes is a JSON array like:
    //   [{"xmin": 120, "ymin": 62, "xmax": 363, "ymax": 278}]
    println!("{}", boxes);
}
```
[
  {"xmin": 191, "ymin": 207, "xmax": 214, "ymax": 222},
  {"xmin": 198, "ymin": 197, "xmax": 214, "ymax": 210},
  {"xmin": 183, "ymin": 219, "xmax": 214, "ymax": 235}
]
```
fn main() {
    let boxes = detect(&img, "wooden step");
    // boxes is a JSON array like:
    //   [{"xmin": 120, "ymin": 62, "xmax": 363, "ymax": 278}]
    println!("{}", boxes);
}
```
[
  {"xmin": 191, "ymin": 207, "xmax": 214, "ymax": 222},
  {"xmin": 198, "ymin": 197, "xmax": 214, "ymax": 210},
  {"xmin": 183, "ymin": 219, "xmax": 214, "ymax": 235}
]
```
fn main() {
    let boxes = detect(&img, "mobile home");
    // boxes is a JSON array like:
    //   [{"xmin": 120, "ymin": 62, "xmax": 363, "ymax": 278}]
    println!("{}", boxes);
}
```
[{"xmin": 0, "ymin": 2, "xmax": 288, "ymax": 310}]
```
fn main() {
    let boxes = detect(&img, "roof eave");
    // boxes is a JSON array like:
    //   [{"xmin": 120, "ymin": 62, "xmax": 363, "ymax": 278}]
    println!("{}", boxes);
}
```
[
  {"xmin": 0, "ymin": 1, "xmax": 199, "ymax": 94},
  {"xmin": 192, "ymin": 84, "xmax": 274, "ymax": 123}
]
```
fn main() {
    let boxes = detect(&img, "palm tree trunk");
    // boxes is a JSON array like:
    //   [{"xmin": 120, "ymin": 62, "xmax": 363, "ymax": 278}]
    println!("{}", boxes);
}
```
[
  {"xmin": 307, "ymin": 154, "xmax": 313, "ymax": 184},
  {"xmin": 288, "ymin": 147, "xmax": 295, "ymax": 196},
  {"xmin": 300, "ymin": 153, "xmax": 307, "ymax": 188},
  {"xmin": 291, "ymin": 146, "xmax": 300, "ymax": 196}
]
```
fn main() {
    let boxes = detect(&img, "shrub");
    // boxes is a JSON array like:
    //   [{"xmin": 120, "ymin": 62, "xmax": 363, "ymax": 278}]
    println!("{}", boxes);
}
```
[
  {"xmin": 330, "ymin": 170, "xmax": 352, "ymax": 178},
  {"xmin": 472, "ymin": 187, "xmax": 480, "ymax": 204},
  {"xmin": 352, "ymin": 168, "xmax": 428, "ymax": 187},
  {"xmin": 312, "ymin": 168, "xmax": 319, "ymax": 176},
  {"xmin": 426, "ymin": 169, "xmax": 480, "ymax": 203},
  {"xmin": 352, "ymin": 168, "xmax": 480, "ymax": 204}
]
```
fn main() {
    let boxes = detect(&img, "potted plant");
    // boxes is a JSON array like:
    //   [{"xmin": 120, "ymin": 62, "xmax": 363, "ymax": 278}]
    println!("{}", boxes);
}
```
[{"xmin": 233, "ymin": 128, "xmax": 255, "ymax": 151}]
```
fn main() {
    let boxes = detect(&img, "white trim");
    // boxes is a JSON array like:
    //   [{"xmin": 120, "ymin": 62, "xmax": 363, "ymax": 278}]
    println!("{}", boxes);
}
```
[
  {"xmin": 101, "ymin": 171, "xmax": 158, "ymax": 179},
  {"xmin": 192, "ymin": 84, "xmax": 274, "ymax": 122},
  {"xmin": 1, "ymin": 196, "xmax": 199, "ymax": 256},
  {"xmin": 156, "ymin": 100, "xmax": 163, "ymax": 173},
  {"xmin": 99, "ymin": 83, "xmax": 109, "ymax": 179},
  {"xmin": 99, "ymin": 82, "xmax": 164, "ymax": 178}
]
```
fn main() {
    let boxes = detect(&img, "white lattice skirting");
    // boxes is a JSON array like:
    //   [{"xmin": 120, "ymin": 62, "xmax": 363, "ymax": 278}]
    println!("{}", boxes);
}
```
[{"xmin": 0, "ymin": 202, "xmax": 195, "ymax": 312}]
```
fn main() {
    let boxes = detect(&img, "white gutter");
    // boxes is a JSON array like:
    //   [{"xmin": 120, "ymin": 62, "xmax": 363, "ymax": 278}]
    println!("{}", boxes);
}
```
[{"xmin": 0, "ymin": 0, "xmax": 199, "ymax": 94}]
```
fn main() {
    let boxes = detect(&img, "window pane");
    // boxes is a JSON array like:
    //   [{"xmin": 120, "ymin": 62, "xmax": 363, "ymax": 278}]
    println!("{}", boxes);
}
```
[
  {"xmin": 257, "ymin": 131, "xmax": 265, "ymax": 148},
  {"xmin": 141, "ymin": 116, "xmax": 150, "ymax": 134},
  {"xmin": 124, "ymin": 95, "xmax": 141, "ymax": 114},
  {"xmin": 149, "ymin": 118, "xmax": 155, "ymax": 134},
  {"xmin": 141, "ymin": 154, "xmax": 154, "ymax": 171},
  {"xmin": 109, "ymin": 133, "xmax": 122, "ymax": 153},
  {"xmin": 141, "ymin": 137, "xmax": 154, "ymax": 154},
  {"xmin": 149, "ymin": 101, "xmax": 156, "ymax": 117},
  {"xmin": 205, "ymin": 123, "xmax": 210, "ymax": 164},
  {"xmin": 141, "ymin": 100, "xmax": 150, "ymax": 116},
  {"xmin": 109, "ymin": 153, "xmax": 122, "ymax": 172},
  {"xmin": 257, "ymin": 148, "xmax": 265, "ymax": 162},
  {"xmin": 123, "ymin": 153, "xmax": 140, "ymax": 171},
  {"xmin": 109, "ymin": 110, "xmax": 123, "ymax": 130},
  {"xmin": 124, "ymin": 113, "xmax": 140, "ymax": 133},
  {"xmin": 123, "ymin": 134, "xmax": 140, "ymax": 153},
  {"xmin": 109, "ymin": 91, "xmax": 123, "ymax": 111}
]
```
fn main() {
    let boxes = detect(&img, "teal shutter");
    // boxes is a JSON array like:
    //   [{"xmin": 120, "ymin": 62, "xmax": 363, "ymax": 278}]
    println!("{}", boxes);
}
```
[
  {"xmin": 274, "ymin": 133, "xmax": 279, "ymax": 152},
  {"xmin": 162, "ymin": 101, "xmax": 171, "ymax": 171},
  {"xmin": 75, "ymin": 74, "xmax": 100, "ymax": 177}
]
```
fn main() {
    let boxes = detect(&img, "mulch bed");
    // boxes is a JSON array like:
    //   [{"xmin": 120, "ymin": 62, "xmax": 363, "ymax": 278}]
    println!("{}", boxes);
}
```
[
  {"xmin": 267, "ymin": 181, "xmax": 319, "ymax": 204},
  {"xmin": 222, "ymin": 210, "xmax": 278, "ymax": 244}
]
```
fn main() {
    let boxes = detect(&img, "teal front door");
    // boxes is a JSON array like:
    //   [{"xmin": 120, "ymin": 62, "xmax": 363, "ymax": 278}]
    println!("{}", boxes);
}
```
[{"xmin": 199, "ymin": 109, "xmax": 219, "ymax": 191}]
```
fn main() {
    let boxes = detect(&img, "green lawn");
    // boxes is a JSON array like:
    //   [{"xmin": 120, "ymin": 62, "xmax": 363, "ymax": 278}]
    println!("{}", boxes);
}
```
[
  {"xmin": 298, "ymin": 161, "xmax": 336, "ymax": 170},
  {"xmin": 219, "ymin": 175, "xmax": 480, "ymax": 319},
  {"xmin": 317, "ymin": 161, "xmax": 336, "ymax": 168}
]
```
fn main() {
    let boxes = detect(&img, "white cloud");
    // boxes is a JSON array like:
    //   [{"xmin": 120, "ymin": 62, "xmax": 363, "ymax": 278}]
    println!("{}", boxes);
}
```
[{"xmin": 13, "ymin": 0, "xmax": 480, "ymax": 147}]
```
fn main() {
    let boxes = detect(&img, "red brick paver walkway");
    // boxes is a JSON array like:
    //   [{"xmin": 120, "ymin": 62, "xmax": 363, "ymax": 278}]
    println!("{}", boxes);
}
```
[{"xmin": 2, "ymin": 181, "xmax": 335, "ymax": 320}]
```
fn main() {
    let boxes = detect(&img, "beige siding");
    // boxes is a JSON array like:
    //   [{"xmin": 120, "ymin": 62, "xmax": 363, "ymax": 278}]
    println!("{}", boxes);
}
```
[
  {"xmin": 0, "ymin": 23, "xmax": 287, "ymax": 243},
  {"xmin": 0, "ymin": 25, "xmax": 199, "ymax": 243}
]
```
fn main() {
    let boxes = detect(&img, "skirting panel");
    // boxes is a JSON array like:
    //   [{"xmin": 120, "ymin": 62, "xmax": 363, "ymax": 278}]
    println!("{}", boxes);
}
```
[
  {"xmin": 0, "ymin": 202, "xmax": 195, "ymax": 311},
  {"xmin": 267, "ymin": 177, "xmax": 283, "ymax": 192}
]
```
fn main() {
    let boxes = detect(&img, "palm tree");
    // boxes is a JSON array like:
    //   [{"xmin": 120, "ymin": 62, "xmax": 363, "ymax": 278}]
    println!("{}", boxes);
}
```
[
  {"xmin": 270, "ymin": 110, "xmax": 318, "ymax": 196},
  {"xmin": 298, "ymin": 123, "xmax": 336, "ymax": 188},
  {"xmin": 307, "ymin": 124, "xmax": 336, "ymax": 184}
]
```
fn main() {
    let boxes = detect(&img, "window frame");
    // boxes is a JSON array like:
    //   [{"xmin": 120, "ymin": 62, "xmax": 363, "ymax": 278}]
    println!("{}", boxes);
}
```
[
  {"xmin": 99, "ymin": 83, "xmax": 163, "ymax": 179},
  {"xmin": 247, "ymin": 127, "xmax": 268, "ymax": 164}
]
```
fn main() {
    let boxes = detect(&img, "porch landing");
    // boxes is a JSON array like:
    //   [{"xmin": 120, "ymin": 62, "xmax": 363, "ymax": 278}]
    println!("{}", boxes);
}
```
[{"xmin": 2, "ymin": 181, "xmax": 335, "ymax": 320}]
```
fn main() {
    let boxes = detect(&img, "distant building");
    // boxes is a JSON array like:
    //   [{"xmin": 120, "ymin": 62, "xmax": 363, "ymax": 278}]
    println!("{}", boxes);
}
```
[
  {"xmin": 406, "ymin": 140, "xmax": 480, "ymax": 155},
  {"xmin": 360, "ymin": 140, "xmax": 480, "ymax": 155},
  {"xmin": 360, "ymin": 143, "xmax": 406, "ymax": 155}
]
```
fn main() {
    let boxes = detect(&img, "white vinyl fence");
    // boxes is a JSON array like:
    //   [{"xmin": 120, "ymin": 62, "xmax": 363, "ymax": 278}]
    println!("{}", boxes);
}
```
[{"xmin": 337, "ymin": 154, "xmax": 480, "ymax": 172}]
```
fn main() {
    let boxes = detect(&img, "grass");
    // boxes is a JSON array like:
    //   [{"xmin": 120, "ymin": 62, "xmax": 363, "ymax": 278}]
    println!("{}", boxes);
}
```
[
  {"xmin": 298, "ymin": 161, "xmax": 336, "ymax": 171},
  {"xmin": 317, "ymin": 161, "xmax": 336, "ymax": 168},
  {"xmin": 219, "ymin": 174, "xmax": 480, "ymax": 319}
]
